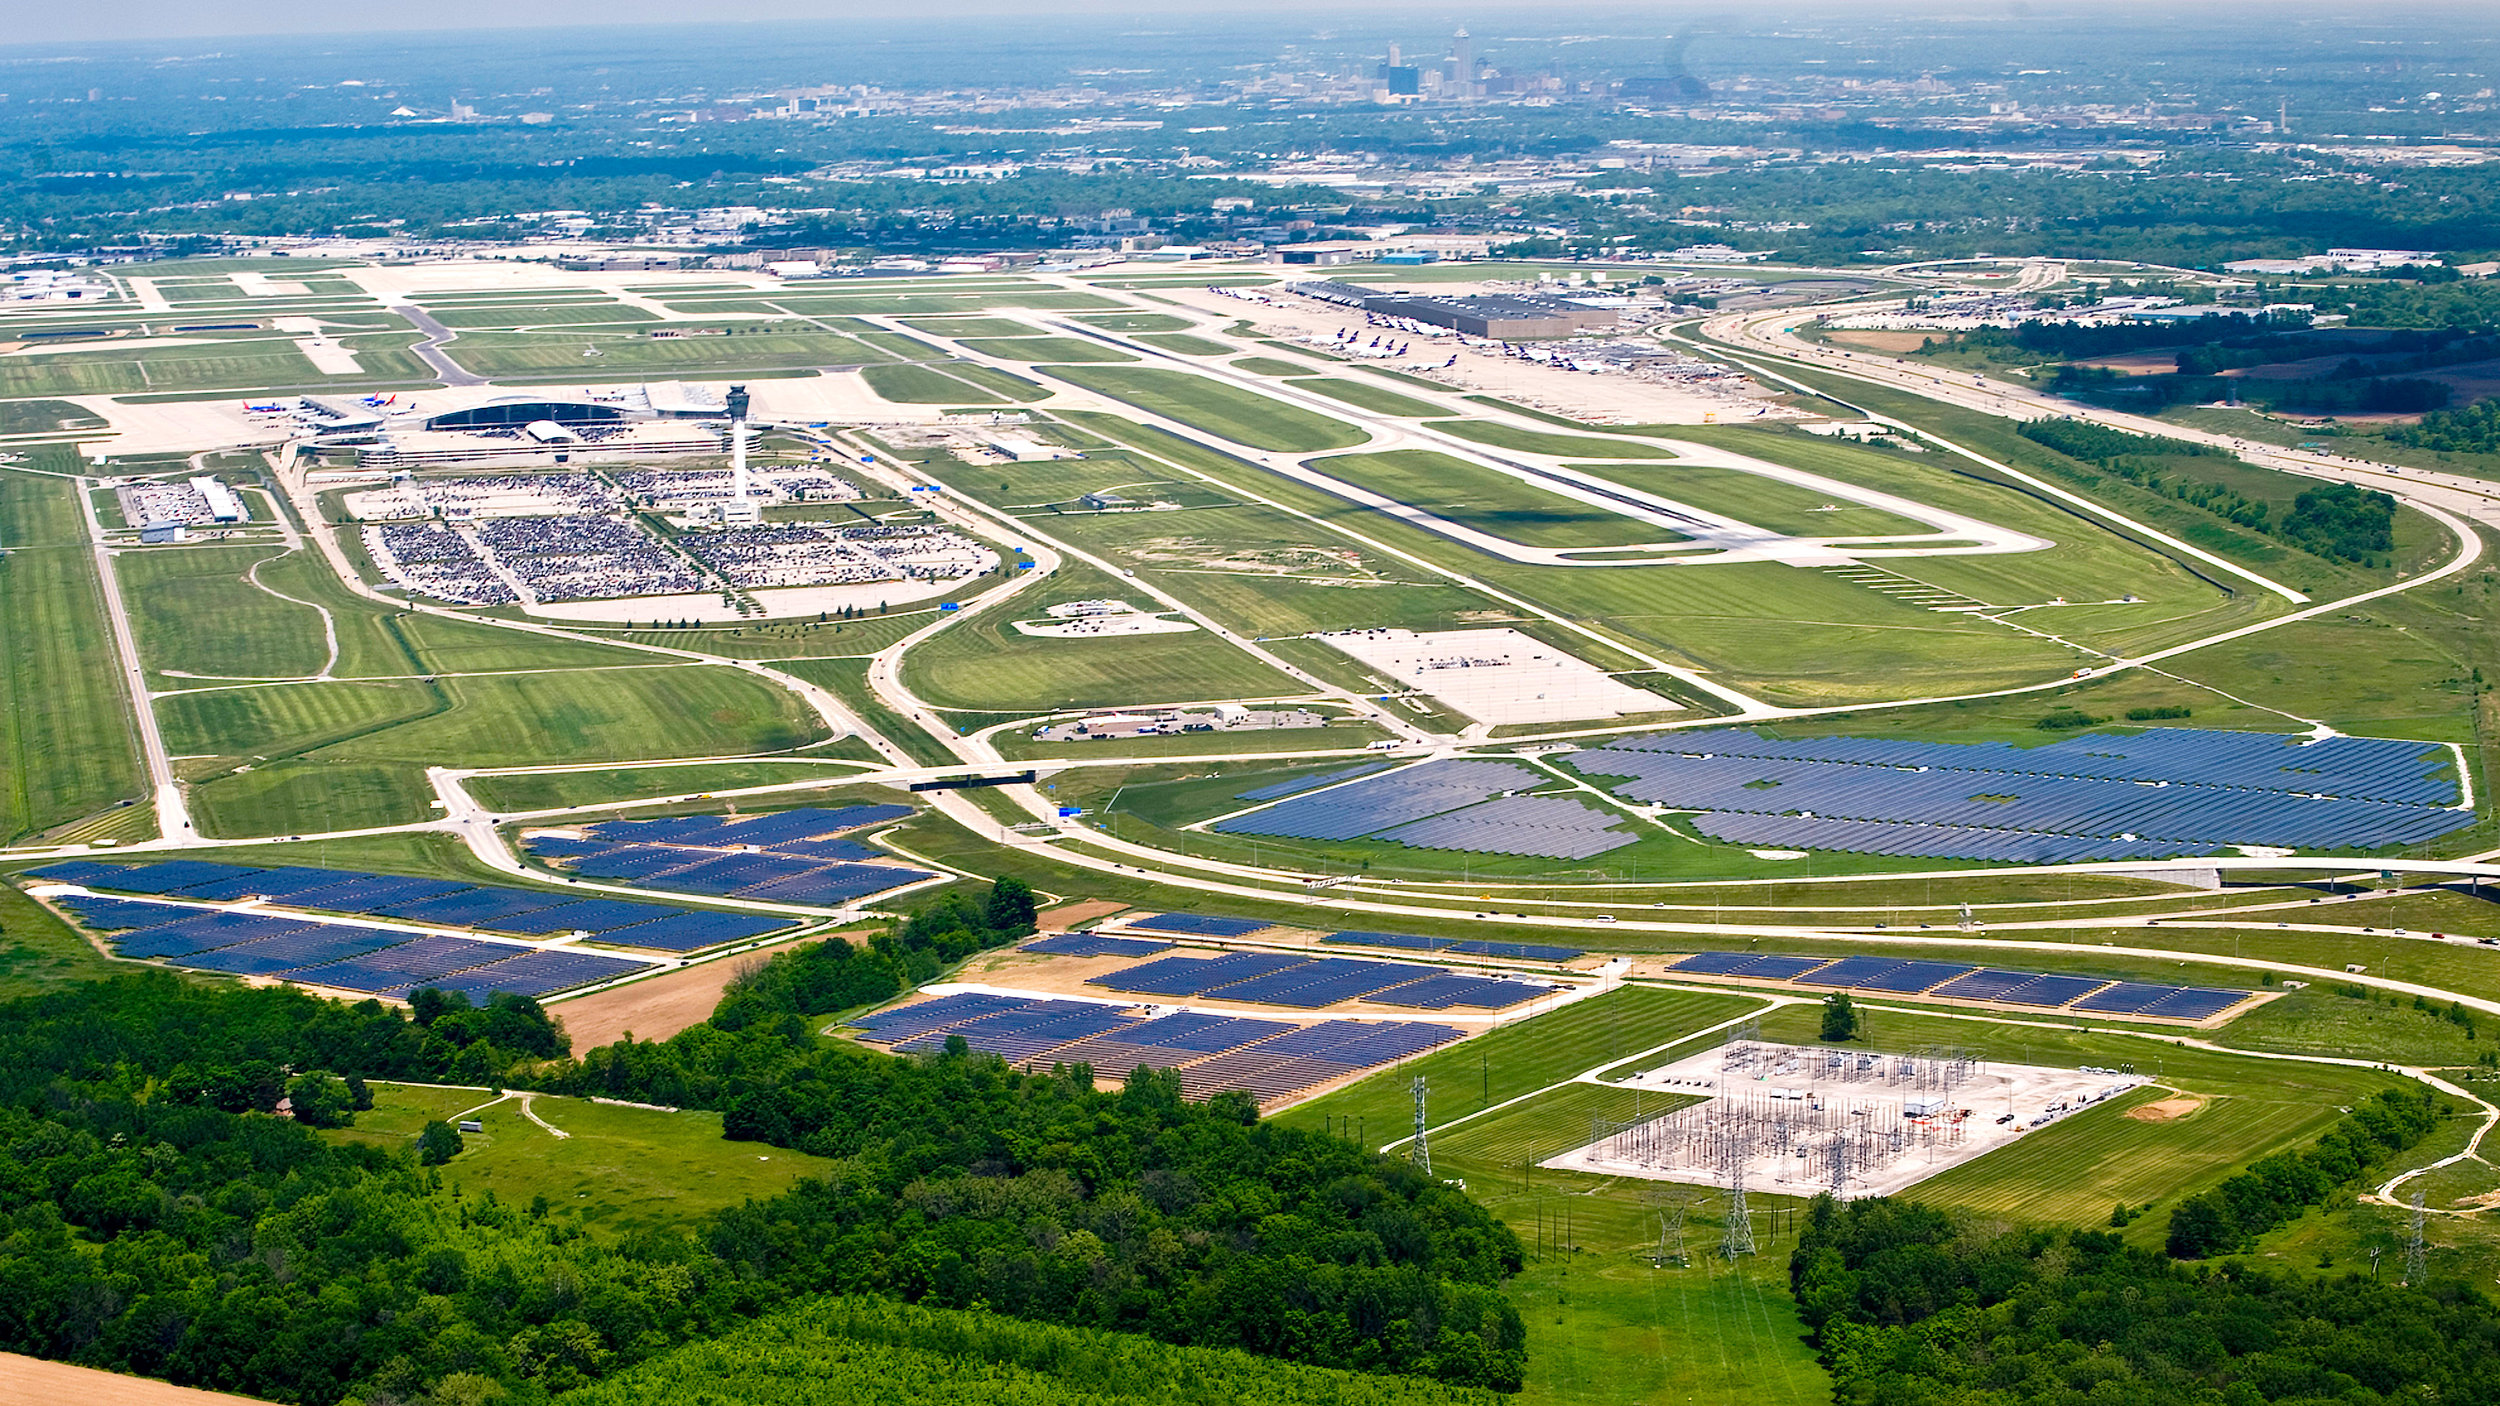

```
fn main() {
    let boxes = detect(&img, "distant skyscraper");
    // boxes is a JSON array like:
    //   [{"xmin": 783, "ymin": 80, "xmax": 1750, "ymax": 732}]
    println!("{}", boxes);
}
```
[{"xmin": 1451, "ymin": 28, "xmax": 1475, "ymax": 98}]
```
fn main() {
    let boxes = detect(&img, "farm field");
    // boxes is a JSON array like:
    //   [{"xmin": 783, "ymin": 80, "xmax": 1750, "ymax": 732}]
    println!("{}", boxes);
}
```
[
  {"xmin": 0, "ymin": 467, "xmax": 143, "ymax": 842},
  {"xmin": 1045, "ymin": 365, "xmax": 1368, "ymax": 451}
]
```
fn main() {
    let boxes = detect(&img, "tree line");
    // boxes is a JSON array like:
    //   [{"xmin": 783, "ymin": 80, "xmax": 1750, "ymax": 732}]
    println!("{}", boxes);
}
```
[{"xmin": 0, "ymin": 877, "xmax": 1526, "ymax": 1404}]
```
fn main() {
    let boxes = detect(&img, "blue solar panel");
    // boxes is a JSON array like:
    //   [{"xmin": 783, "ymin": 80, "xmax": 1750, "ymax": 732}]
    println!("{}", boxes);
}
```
[
  {"xmin": 1734, "ymin": 955, "xmax": 1837, "ymax": 980},
  {"xmin": 1131, "ymin": 913, "xmax": 1269, "ymax": 938},
  {"xmin": 521, "ymin": 835, "xmax": 611, "ymax": 858},
  {"xmin": 570, "ymin": 846, "xmax": 714, "ymax": 880},
  {"xmin": 177, "ymin": 867, "xmax": 363, "ymax": 901},
  {"xmin": 1576, "ymin": 725, "xmax": 2472, "ymax": 861},
  {"xmin": 24, "ymin": 860, "xmax": 126, "ymax": 885},
  {"xmin": 1021, "ymin": 934, "xmax": 1176, "ymax": 959},
  {"xmin": 290, "ymin": 936, "xmax": 519, "ymax": 992},
  {"xmin": 413, "ymin": 948, "xmax": 655, "ymax": 1000},
  {"xmin": 595, "ymin": 911, "xmax": 790, "ymax": 951},
  {"xmin": 380, "ymin": 887, "xmax": 572, "ymax": 927},
  {"xmin": 1214, "ymin": 759, "xmax": 1545, "ymax": 844},
  {"xmin": 114, "ymin": 913, "xmax": 320, "ymax": 958},
  {"xmin": 1446, "ymin": 938, "xmax": 1586, "ymax": 963},
  {"xmin": 1854, "ymin": 961, "xmax": 1976, "ymax": 994},
  {"xmin": 2135, "ymin": 988, "xmax": 2248, "ymax": 1021},
  {"xmin": 2071, "ymin": 982, "xmax": 2181, "ymax": 1015},
  {"xmin": 737, "ymin": 863, "xmax": 933, "ymax": 904},
  {"xmin": 493, "ymin": 899, "xmax": 686, "ymax": 933},
  {"xmin": 761, "ymin": 836, "xmax": 879, "ymax": 862},
  {"xmin": 1670, "ymin": 951, "xmax": 1766, "ymax": 974},
  {"xmin": 80, "ymin": 861, "xmax": 260, "ymax": 894},
  {"xmin": 723, "ymin": 805, "xmax": 914, "ymax": 846},
  {"xmin": 1235, "ymin": 763, "xmax": 1393, "ymax": 802},
  {"xmin": 1795, "ymin": 957, "xmax": 1908, "ymax": 988},
  {"xmin": 54, "ymin": 895, "xmax": 183, "ymax": 931},
  {"xmin": 175, "ymin": 926, "xmax": 403, "ymax": 975},
  {"xmin": 852, "ymin": 993, "xmax": 1030, "ymax": 1040},
  {"xmin": 2000, "ymin": 973, "xmax": 2112, "ymax": 1007}
]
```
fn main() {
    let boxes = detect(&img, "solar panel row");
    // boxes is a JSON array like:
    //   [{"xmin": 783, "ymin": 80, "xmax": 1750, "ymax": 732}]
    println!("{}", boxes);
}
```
[
  {"xmin": 1665, "ymin": 950, "xmax": 2251, "ymax": 1021},
  {"xmin": 1603, "ymin": 727, "xmax": 2456, "ymax": 805},
  {"xmin": 1326, "ymin": 930, "xmax": 1587, "ymax": 963},
  {"xmin": 1574, "ymin": 726, "xmax": 2470, "ymax": 861},
  {"xmin": 1020, "ymin": 934, "xmax": 1178, "ymax": 959},
  {"xmin": 1235, "ymin": 762, "xmax": 1393, "ymax": 802},
  {"xmin": 1212, "ymin": 758, "xmax": 1552, "ymax": 844},
  {"xmin": 32, "ymin": 861, "xmax": 792, "ymax": 951},
  {"xmin": 1129, "ymin": 913, "xmax": 1269, "ymax": 938},
  {"xmin": 847, "ymin": 995, "xmax": 1461, "ymax": 1105}
]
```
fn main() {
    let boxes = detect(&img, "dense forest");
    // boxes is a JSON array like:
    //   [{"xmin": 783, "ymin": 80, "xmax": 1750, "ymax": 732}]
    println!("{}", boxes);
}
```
[
  {"xmin": 0, "ymin": 879, "xmax": 1526, "ymax": 1404},
  {"xmin": 1789, "ymin": 1163, "xmax": 2500, "ymax": 1405}
]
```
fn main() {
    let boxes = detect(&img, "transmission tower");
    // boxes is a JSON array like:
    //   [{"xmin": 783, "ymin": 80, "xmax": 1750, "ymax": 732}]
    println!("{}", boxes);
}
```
[
  {"xmin": 1720, "ymin": 1134, "xmax": 1757, "ymax": 1259},
  {"xmin": 1410, "ymin": 1076, "xmax": 1432, "ymax": 1178},
  {"xmin": 1827, "ymin": 1130, "xmax": 1851, "ymax": 1202},
  {"xmin": 2404, "ymin": 1190, "xmax": 2427, "ymax": 1283}
]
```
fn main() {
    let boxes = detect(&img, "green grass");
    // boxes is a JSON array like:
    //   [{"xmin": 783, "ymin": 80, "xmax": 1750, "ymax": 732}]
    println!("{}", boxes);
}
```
[
  {"xmin": 187, "ymin": 760, "xmax": 436, "ymax": 835},
  {"xmin": 1072, "ymin": 312, "xmax": 1197, "ymax": 333},
  {"xmin": 958, "ymin": 336, "xmax": 1137, "ymax": 364},
  {"xmin": 1566, "ymin": 462, "xmax": 1931, "ymax": 537},
  {"xmin": 0, "ymin": 399, "xmax": 107, "ymax": 434},
  {"xmin": 2211, "ymin": 984, "xmax": 2497, "ymax": 1068},
  {"xmin": 118, "ymin": 544, "xmax": 331, "ymax": 679},
  {"xmin": 1307, "ymin": 450, "xmax": 1674, "ymax": 550},
  {"xmin": 468, "ymin": 760, "xmax": 875, "ymax": 813},
  {"xmin": 777, "ymin": 657, "xmax": 960, "ymax": 768},
  {"xmin": 0, "ymin": 466, "xmax": 144, "ymax": 842},
  {"xmin": 860, "ymin": 363, "xmax": 1002, "ymax": 404},
  {"xmin": 1233, "ymin": 355, "xmax": 1326, "ymax": 376},
  {"xmin": 897, "ymin": 566, "xmax": 1300, "ymax": 713},
  {"xmin": 897, "ymin": 316, "xmax": 1042, "ymax": 338},
  {"xmin": 1271, "ymin": 987, "xmax": 1767, "ymax": 1139},
  {"xmin": 1424, "ymin": 420, "xmax": 1682, "ymax": 459},
  {"xmin": 1289, "ymin": 377, "xmax": 1447, "ymax": 417},
  {"xmin": 1504, "ymin": 1252, "xmax": 1828, "ymax": 1406},
  {"xmin": 158, "ymin": 678, "xmax": 441, "ymax": 771},
  {"xmin": 0, "ymin": 339, "xmax": 330, "ymax": 396},
  {"xmin": 346, "ymin": 1087, "xmax": 842, "ymax": 1236},
  {"xmin": 942, "ymin": 363, "xmax": 1051, "ymax": 402},
  {"xmin": 1043, "ymin": 366, "xmax": 1367, "ymax": 452},
  {"xmin": 1134, "ymin": 332, "xmax": 1236, "ymax": 357},
  {"xmin": 450, "ymin": 329, "xmax": 888, "ymax": 376},
  {"xmin": 1750, "ymin": 1002, "xmax": 2405, "ymax": 1241},
  {"xmin": 0, "ymin": 881, "xmax": 122, "ymax": 997},
  {"xmin": 341, "ymin": 666, "xmax": 826, "ymax": 767}
]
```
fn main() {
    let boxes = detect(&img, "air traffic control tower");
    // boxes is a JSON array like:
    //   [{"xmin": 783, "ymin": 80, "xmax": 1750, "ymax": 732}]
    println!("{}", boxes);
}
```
[{"xmin": 724, "ymin": 382, "xmax": 759, "ymax": 525}]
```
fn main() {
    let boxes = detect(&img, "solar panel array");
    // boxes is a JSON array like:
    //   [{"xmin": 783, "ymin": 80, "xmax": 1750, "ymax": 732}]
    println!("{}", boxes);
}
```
[
  {"xmin": 1085, "ymin": 950, "xmax": 1558, "ymax": 1009},
  {"xmin": 849, "ymin": 994, "xmax": 1463, "ymax": 1105},
  {"xmin": 1235, "ymin": 762, "xmax": 1393, "ymax": 802},
  {"xmin": 29, "ymin": 860, "xmax": 794, "ymax": 953},
  {"xmin": 1664, "ymin": 950, "xmax": 2251, "ymax": 1021},
  {"xmin": 38, "ymin": 889, "xmax": 655, "ymax": 999},
  {"xmin": 524, "ymin": 808, "xmax": 933, "ymax": 909},
  {"xmin": 1213, "ymin": 759, "xmax": 1637, "ymax": 858},
  {"xmin": 1571, "ymin": 727, "xmax": 2469, "ymax": 861},
  {"xmin": 1130, "ymin": 913, "xmax": 1270, "ymax": 938},
  {"xmin": 1327, "ymin": 930, "xmax": 1587, "ymax": 963},
  {"xmin": 1020, "ymin": 933, "xmax": 1177, "ymax": 959}
]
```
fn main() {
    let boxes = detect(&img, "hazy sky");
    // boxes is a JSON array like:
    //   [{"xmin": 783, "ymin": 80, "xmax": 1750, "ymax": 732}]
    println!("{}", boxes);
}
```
[{"xmin": 6, "ymin": 0, "xmax": 2476, "ymax": 46}]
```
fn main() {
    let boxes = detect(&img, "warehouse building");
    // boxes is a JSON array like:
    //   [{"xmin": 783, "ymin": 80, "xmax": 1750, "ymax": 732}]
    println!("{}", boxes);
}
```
[{"xmin": 1359, "ymin": 293, "xmax": 1620, "ymax": 338}]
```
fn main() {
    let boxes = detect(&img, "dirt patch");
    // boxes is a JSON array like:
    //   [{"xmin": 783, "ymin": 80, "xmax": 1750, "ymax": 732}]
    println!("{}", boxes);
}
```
[
  {"xmin": 1827, "ymin": 330, "xmax": 1932, "ymax": 354},
  {"xmin": 1, "ymin": 1354, "xmax": 271, "ymax": 1406},
  {"xmin": 1038, "ymin": 898, "xmax": 1129, "ymax": 932},
  {"xmin": 2124, "ymin": 1094, "xmax": 2208, "ymax": 1122},
  {"xmin": 553, "ymin": 951, "xmax": 794, "ymax": 1049}
]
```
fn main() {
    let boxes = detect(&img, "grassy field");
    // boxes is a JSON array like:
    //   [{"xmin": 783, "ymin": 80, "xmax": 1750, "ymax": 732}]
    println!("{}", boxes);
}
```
[
  {"xmin": 0, "ymin": 340, "xmax": 333, "ymax": 396},
  {"xmin": 0, "ymin": 880, "xmax": 122, "ymax": 998},
  {"xmin": 1505, "ymin": 1251, "xmax": 1828, "ymax": 1406},
  {"xmin": 859, "ymin": 363, "xmax": 1002, "ymax": 404},
  {"xmin": 897, "ymin": 316, "xmax": 1041, "ymax": 338},
  {"xmin": 0, "ymin": 399, "xmax": 107, "ymax": 435},
  {"xmin": 449, "ymin": 329, "xmax": 887, "ymax": 377},
  {"xmin": 1289, "ymin": 377, "xmax": 1448, "ymax": 417},
  {"xmin": 1133, "ymin": 332, "xmax": 1236, "ymax": 357},
  {"xmin": 956, "ymin": 336, "xmax": 1136, "ymax": 364},
  {"xmin": 468, "ymin": 759, "xmax": 877, "ymax": 813},
  {"xmin": 119, "ymin": 545, "xmax": 331, "ymax": 679},
  {"xmin": 777, "ymin": 657, "xmax": 960, "ymax": 768},
  {"xmin": 0, "ymin": 467, "xmax": 144, "ymax": 842},
  {"xmin": 1233, "ymin": 355, "xmax": 1327, "ymax": 376},
  {"xmin": 1569, "ymin": 461, "xmax": 1931, "ymax": 537},
  {"xmin": 335, "ymin": 1085, "xmax": 841, "ymax": 1236},
  {"xmin": 1271, "ymin": 988, "xmax": 1767, "ymax": 1139},
  {"xmin": 897, "ymin": 564, "xmax": 1301, "ymax": 712},
  {"xmin": 1307, "ymin": 450, "xmax": 1675, "ymax": 550},
  {"xmin": 1072, "ymin": 312, "xmax": 1196, "ymax": 333},
  {"xmin": 1748, "ymin": 1002, "xmax": 2405, "ymax": 1241},
  {"xmin": 1044, "ymin": 366, "xmax": 1367, "ymax": 452},
  {"xmin": 1425, "ymin": 420, "xmax": 1682, "ymax": 459},
  {"xmin": 187, "ymin": 759, "xmax": 436, "ymax": 835}
]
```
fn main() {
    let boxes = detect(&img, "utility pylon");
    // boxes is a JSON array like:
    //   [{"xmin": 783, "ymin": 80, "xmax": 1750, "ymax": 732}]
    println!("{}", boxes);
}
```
[
  {"xmin": 2404, "ymin": 1190, "xmax": 2427, "ymax": 1283},
  {"xmin": 1410, "ymin": 1076, "xmax": 1432, "ymax": 1178},
  {"xmin": 1721, "ymin": 1135, "xmax": 1756, "ymax": 1259}
]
